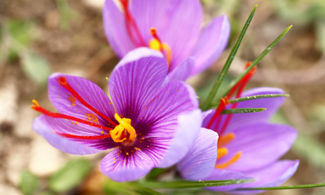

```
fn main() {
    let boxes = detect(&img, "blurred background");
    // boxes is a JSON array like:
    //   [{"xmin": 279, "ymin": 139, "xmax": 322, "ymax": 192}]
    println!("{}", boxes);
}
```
[{"xmin": 0, "ymin": 0, "xmax": 325, "ymax": 194}]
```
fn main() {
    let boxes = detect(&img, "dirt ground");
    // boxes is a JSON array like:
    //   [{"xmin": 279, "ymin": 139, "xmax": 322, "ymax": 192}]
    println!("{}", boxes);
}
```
[{"xmin": 1, "ymin": 0, "xmax": 325, "ymax": 194}]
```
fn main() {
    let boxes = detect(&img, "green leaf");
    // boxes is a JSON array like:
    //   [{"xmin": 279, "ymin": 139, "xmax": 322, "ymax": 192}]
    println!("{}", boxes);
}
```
[
  {"xmin": 222, "ymin": 108, "xmax": 266, "ymax": 114},
  {"xmin": 56, "ymin": 0, "xmax": 78, "ymax": 30},
  {"xmin": 238, "ymin": 183, "xmax": 325, "ymax": 191},
  {"xmin": 292, "ymin": 131, "xmax": 325, "ymax": 169},
  {"xmin": 103, "ymin": 180, "xmax": 163, "ymax": 195},
  {"xmin": 202, "ymin": 5, "xmax": 257, "ymax": 110},
  {"xmin": 140, "ymin": 179, "xmax": 252, "ymax": 189},
  {"xmin": 220, "ymin": 25, "xmax": 292, "ymax": 99},
  {"xmin": 19, "ymin": 171, "xmax": 40, "ymax": 195},
  {"xmin": 227, "ymin": 94, "xmax": 288, "ymax": 104},
  {"xmin": 145, "ymin": 168, "xmax": 167, "ymax": 180},
  {"xmin": 7, "ymin": 19, "xmax": 33, "ymax": 46},
  {"xmin": 21, "ymin": 52, "xmax": 52, "ymax": 84},
  {"xmin": 49, "ymin": 159, "xmax": 92, "ymax": 193}
]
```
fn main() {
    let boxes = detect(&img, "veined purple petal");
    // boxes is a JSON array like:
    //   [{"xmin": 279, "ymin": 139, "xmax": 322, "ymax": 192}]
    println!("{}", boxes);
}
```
[
  {"xmin": 100, "ymin": 147, "xmax": 155, "ymax": 182},
  {"xmin": 191, "ymin": 15, "xmax": 230, "ymax": 75},
  {"xmin": 157, "ymin": 109, "xmax": 201, "ymax": 168},
  {"xmin": 48, "ymin": 73, "xmax": 115, "ymax": 126},
  {"xmin": 103, "ymin": 0, "xmax": 136, "ymax": 57},
  {"xmin": 203, "ymin": 87, "xmax": 286, "ymax": 132},
  {"xmin": 129, "ymin": 0, "xmax": 203, "ymax": 69},
  {"xmin": 217, "ymin": 123, "xmax": 297, "ymax": 171},
  {"xmin": 168, "ymin": 58, "xmax": 194, "ymax": 81},
  {"xmin": 233, "ymin": 160, "xmax": 299, "ymax": 194},
  {"xmin": 109, "ymin": 48, "xmax": 168, "ymax": 118},
  {"xmin": 33, "ymin": 116, "xmax": 102, "ymax": 155},
  {"xmin": 177, "ymin": 128, "xmax": 218, "ymax": 180},
  {"xmin": 135, "ymin": 79, "xmax": 200, "ymax": 167}
]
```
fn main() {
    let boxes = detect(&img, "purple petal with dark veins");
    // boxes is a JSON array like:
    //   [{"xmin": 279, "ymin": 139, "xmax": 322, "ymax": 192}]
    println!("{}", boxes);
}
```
[{"xmin": 177, "ymin": 128, "xmax": 218, "ymax": 180}]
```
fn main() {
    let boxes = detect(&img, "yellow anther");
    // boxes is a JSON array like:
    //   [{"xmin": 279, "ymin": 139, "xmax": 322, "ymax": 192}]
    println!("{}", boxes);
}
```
[
  {"xmin": 68, "ymin": 96, "xmax": 76, "ymax": 106},
  {"xmin": 110, "ymin": 113, "xmax": 137, "ymax": 144},
  {"xmin": 218, "ymin": 133, "xmax": 235, "ymax": 147},
  {"xmin": 217, "ymin": 148, "xmax": 228, "ymax": 160},
  {"xmin": 149, "ymin": 39, "xmax": 172, "ymax": 65},
  {"xmin": 85, "ymin": 113, "xmax": 99, "ymax": 124},
  {"xmin": 215, "ymin": 151, "xmax": 242, "ymax": 169}
]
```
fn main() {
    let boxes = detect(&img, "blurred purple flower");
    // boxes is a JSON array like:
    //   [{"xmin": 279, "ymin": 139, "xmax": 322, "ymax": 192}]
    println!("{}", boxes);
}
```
[
  {"xmin": 32, "ymin": 48, "xmax": 201, "ymax": 182},
  {"xmin": 103, "ymin": 0, "xmax": 230, "ymax": 79},
  {"xmin": 178, "ymin": 87, "xmax": 299, "ymax": 194}
]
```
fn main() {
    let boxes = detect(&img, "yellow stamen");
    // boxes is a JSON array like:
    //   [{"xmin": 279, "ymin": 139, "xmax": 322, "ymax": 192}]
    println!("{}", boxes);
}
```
[
  {"xmin": 215, "ymin": 152, "xmax": 242, "ymax": 169},
  {"xmin": 68, "ymin": 96, "xmax": 76, "ymax": 106},
  {"xmin": 218, "ymin": 133, "xmax": 235, "ymax": 147},
  {"xmin": 217, "ymin": 148, "xmax": 228, "ymax": 160},
  {"xmin": 110, "ymin": 113, "xmax": 137, "ymax": 144},
  {"xmin": 85, "ymin": 113, "xmax": 99, "ymax": 124},
  {"xmin": 149, "ymin": 39, "xmax": 172, "ymax": 65},
  {"xmin": 149, "ymin": 27, "xmax": 172, "ymax": 66}
]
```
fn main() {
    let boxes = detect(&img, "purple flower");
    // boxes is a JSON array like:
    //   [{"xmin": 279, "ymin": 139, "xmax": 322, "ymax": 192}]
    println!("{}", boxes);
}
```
[
  {"xmin": 32, "ymin": 48, "xmax": 201, "ymax": 182},
  {"xmin": 178, "ymin": 87, "xmax": 299, "ymax": 194},
  {"xmin": 103, "ymin": 0, "xmax": 230, "ymax": 79}
]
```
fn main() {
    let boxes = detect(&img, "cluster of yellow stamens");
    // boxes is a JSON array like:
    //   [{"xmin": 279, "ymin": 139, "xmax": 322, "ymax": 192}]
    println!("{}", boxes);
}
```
[{"xmin": 215, "ymin": 133, "xmax": 242, "ymax": 169}]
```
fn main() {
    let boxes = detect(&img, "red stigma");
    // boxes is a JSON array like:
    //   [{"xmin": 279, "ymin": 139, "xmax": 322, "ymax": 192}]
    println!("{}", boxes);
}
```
[
  {"xmin": 54, "ymin": 131, "xmax": 111, "ymax": 140},
  {"xmin": 57, "ymin": 76, "xmax": 117, "ymax": 126},
  {"xmin": 207, "ymin": 62, "xmax": 257, "ymax": 136},
  {"xmin": 119, "ymin": 0, "xmax": 145, "ymax": 47},
  {"xmin": 31, "ymin": 100, "xmax": 112, "ymax": 131}
]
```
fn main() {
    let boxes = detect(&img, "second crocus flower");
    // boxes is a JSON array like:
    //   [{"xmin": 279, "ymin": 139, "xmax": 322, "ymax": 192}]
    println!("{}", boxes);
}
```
[
  {"xmin": 178, "ymin": 87, "xmax": 299, "ymax": 194},
  {"xmin": 103, "ymin": 0, "xmax": 230, "ymax": 79}
]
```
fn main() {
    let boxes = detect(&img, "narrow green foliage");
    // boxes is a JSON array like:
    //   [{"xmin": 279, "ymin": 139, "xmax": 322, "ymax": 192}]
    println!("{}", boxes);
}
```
[
  {"xmin": 103, "ymin": 180, "xmax": 163, "ymax": 195},
  {"xmin": 19, "ymin": 171, "xmax": 40, "ymax": 195},
  {"xmin": 202, "ymin": 5, "xmax": 257, "ymax": 110},
  {"xmin": 49, "ymin": 159, "xmax": 91, "ymax": 193},
  {"xmin": 21, "ymin": 52, "xmax": 52, "ymax": 84},
  {"xmin": 140, "ymin": 179, "xmax": 253, "ymax": 189},
  {"xmin": 222, "ymin": 108, "xmax": 266, "ymax": 114},
  {"xmin": 238, "ymin": 183, "xmax": 325, "ymax": 190},
  {"xmin": 220, "ymin": 25, "xmax": 293, "ymax": 99},
  {"xmin": 228, "ymin": 94, "xmax": 288, "ymax": 104}
]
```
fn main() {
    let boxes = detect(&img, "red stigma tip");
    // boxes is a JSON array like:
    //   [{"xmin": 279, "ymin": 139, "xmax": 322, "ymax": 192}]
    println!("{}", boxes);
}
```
[
  {"xmin": 120, "ymin": 0, "xmax": 129, "ymax": 9},
  {"xmin": 57, "ymin": 76, "xmax": 67, "ymax": 85},
  {"xmin": 31, "ymin": 99, "xmax": 40, "ymax": 109}
]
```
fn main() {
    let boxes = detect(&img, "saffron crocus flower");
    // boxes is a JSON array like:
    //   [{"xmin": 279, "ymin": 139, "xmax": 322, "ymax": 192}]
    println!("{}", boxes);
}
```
[
  {"xmin": 32, "ymin": 48, "xmax": 201, "ymax": 182},
  {"xmin": 178, "ymin": 63, "xmax": 298, "ymax": 193},
  {"xmin": 178, "ymin": 87, "xmax": 299, "ymax": 193},
  {"xmin": 103, "ymin": 0, "xmax": 230, "ymax": 79}
]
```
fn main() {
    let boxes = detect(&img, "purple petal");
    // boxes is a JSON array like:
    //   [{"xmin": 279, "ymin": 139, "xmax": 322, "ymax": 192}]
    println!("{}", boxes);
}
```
[
  {"xmin": 157, "ymin": 109, "xmax": 201, "ymax": 168},
  {"xmin": 129, "ymin": 0, "xmax": 203, "ymax": 69},
  {"xmin": 218, "ymin": 123, "xmax": 297, "ymax": 171},
  {"xmin": 204, "ymin": 169, "xmax": 253, "ymax": 191},
  {"xmin": 48, "ymin": 73, "xmax": 115, "ymax": 126},
  {"xmin": 203, "ymin": 87, "xmax": 286, "ymax": 132},
  {"xmin": 100, "ymin": 147, "xmax": 154, "ymax": 181},
  {"xmin": 168, "ymin": 58, "xmax": 194, "ymax": 81},
  {"xmin": 33, "ymin": 116, "xmax": 102, "ymax": 155},
  {"xmin": 103, "ymin": 0, "xmax": 136, "ymax": 57},
  {"xmin": 109, "ymin": 48, "xmax": 168, "ymax": 118},
  {"xmin": 177, "ymin": 128, "xmax": 218, "ymax": 180},
  {"xmin": 190, "ymin": 15, "xmax": 230, "ymax": 75},
  {"xmin": 233, "ymin": 160, "xmax": 299, "ymax": 194}
]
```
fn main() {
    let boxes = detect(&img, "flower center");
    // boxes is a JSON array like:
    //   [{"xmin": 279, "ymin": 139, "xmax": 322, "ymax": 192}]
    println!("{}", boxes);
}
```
[
  {"xmin": 110, "ymin": 113, "xmax": 137, "ymax": 144},
  {"xmin": 149, "ymin": 27, "xmax": 172, "ymax": 66}
]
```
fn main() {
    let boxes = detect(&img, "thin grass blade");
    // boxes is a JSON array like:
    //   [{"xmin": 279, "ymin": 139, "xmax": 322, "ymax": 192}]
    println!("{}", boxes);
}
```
[{"xmin": 202, "ymin": 5, "xmax": 257, "ymax": 110}]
